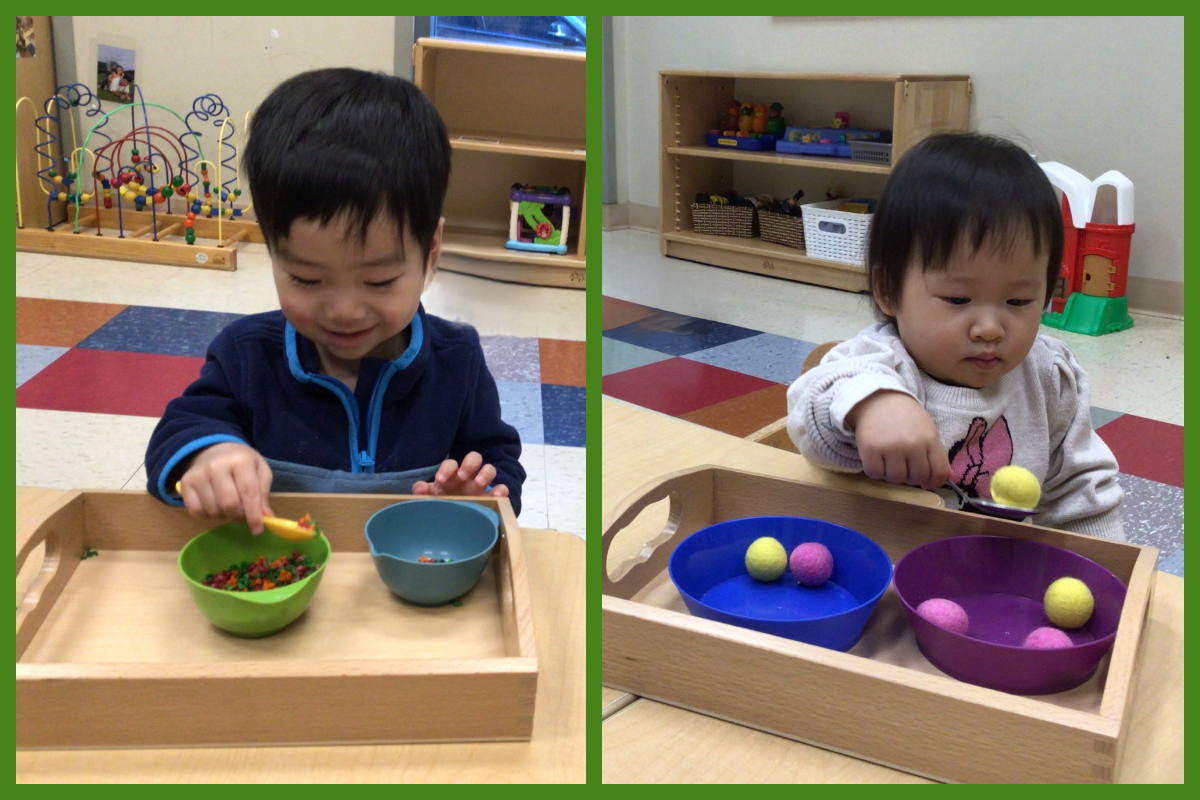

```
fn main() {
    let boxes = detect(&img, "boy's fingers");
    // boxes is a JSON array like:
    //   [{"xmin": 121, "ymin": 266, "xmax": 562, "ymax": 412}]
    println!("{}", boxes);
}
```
[
  {"xmin": 412, "ymin": 481, "xmax": 434, "ymax": 495},
  {"xmin": 458, "ymin": 452, "xmax": 483, "ymax": 481},
  {"xmin": 258, "ymin": 460, "xmax": 274, "ymax": 519},
  {"xmin": 489, "ymin": 484, "xmax": 509, "ymax": 498},
  {"xmin": 236, "ymin": 469, "xmax": 265, "ymax": 535},
  {"xmin": 212, "ymin": 471, "xmax": 244, "ymax": 520},
  {"xmin": 434, "ymin": 459, "xmax": 459, "ymax": 487},
  {"xmin": 475, "ymin": 463, "xmax": 497, "ymax": 487}
]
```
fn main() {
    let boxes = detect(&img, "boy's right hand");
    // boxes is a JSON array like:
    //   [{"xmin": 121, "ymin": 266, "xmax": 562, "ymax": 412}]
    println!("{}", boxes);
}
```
[
  {"xmin": 176, "ymin": 442, "xmax": 274, "ymax": 534},
  {"xmin": 846, "ymin": 391, "xmax": 950, "ymax": 491}
]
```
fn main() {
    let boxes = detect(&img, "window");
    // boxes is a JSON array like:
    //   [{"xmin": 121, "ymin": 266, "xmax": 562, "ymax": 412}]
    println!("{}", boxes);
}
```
[{"xmin": 426, "ymin": 16, "xmax": 585, "ymax": 51}]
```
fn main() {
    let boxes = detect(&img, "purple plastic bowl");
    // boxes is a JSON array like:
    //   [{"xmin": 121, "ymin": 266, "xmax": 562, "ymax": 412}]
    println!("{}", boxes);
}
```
[{"xmin": 893, "ymin": 536, "xmax": 1127, "ymax": 695}]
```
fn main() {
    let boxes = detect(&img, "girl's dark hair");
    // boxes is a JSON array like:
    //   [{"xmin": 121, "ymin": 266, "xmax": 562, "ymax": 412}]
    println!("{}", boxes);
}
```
[
  {"xmin": 866, "ymin": 132, "xmax": 1063, "ymax": 318},
  {"xmin": 243, "ymin": 68, "xmax": 451, "ymax": 263}
]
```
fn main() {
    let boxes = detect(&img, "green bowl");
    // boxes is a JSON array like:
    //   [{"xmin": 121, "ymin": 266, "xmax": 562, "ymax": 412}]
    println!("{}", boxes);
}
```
[{"xmin": 178, "ymin": 522, "xmax": 331, "ymax": 638}]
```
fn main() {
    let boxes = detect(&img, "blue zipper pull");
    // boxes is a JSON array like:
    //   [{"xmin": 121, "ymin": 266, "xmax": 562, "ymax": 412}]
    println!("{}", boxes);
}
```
[{"xmin": 359, "ymin": 450, "xmax": 375, "ymax": 473}]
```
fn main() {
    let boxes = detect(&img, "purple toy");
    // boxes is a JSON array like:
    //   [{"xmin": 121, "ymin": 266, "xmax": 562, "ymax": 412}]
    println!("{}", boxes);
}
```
[
  {"xmin": 789, "ymin": 542, "xmax": 834, "ymax": 587},
  {"xmin": 1024, "ymin": 626, "xmax": 1074, "ymax": 649},
  {"xmin": 894, "ymin": 535, "xmax": 1127, "ymax": 695},
  {"xmin": 917, "ymin": 598, "xmax": 969, "ymax": 635}
]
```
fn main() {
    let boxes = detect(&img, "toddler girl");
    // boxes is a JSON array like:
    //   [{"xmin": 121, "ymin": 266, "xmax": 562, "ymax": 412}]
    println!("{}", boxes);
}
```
[{"xmin": 787, "ymin": 132, "xmax": 1123, "ymax": 540}]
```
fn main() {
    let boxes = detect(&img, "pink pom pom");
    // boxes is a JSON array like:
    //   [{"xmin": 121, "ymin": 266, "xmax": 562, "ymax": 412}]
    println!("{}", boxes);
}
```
[
  {"xmin": 917, "ymin": 598, "xmax": 969, "ymax": 635},
  {"xmin": 789, "ymin": 542, "xmax": 833, "ymax": 587},
  {"xmin": 1023, "ymin": 626, "xmax": 1073, "ymax": 649}
]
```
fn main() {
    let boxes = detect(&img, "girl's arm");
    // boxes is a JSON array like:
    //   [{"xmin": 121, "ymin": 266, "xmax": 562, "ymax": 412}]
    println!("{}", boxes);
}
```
[
  {"xmin": 1040, "ymin": 346, "xmax": 1125, "ymax": 540},
  {"xmin": 786, "ymin": 327, "xmax": 925, "ymax": 472}
]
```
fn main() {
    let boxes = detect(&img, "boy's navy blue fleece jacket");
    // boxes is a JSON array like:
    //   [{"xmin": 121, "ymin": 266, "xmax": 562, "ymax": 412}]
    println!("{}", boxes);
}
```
[{"xmin": 145, "ymin": 304, "xmax": 524, "ymax": 514}]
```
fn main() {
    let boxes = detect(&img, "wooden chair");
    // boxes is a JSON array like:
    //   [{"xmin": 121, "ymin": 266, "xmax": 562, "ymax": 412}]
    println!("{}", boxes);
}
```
[{"xmin": 745, "ymin": 341, "xmax": 841, "ymax": 453}]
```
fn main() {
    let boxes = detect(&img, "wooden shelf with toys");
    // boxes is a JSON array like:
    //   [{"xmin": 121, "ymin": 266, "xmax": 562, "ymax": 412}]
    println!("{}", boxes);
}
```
[
  {"xmin": 415, "ymin": 38, "xmax": 587, "ymax": 288},
  {"xmin": 660, "ymin": 71, "xmax": 970, "ymax": 291}
]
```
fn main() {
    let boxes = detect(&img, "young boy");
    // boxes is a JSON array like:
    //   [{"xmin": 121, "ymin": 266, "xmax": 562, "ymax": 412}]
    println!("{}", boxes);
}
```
[{"xmin": 145, "ymin": 68, "xmax": 524, "ymax": 533}]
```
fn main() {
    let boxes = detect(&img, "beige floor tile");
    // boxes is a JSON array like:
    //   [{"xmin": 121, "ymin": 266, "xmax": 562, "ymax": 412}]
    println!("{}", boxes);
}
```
[
  {"xmin": 545, "ymin": 444, "xmax": 586, "ymax": 539},
  {"xmin": 17, "ymin": 409, "xmax": 160, "ymax": 491}
]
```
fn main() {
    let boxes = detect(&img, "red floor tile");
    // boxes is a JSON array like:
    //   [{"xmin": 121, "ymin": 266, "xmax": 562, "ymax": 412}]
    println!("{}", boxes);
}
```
[
  {"xmin": 602, "ymin": 357, "xmax": 777, "ymax": 417},
  {"xmin": 16, "ymin": 348, "xmax": 204, "ymax": 418},
  {"xmin": 1096, "ymin": 414, "xmax": 1184, "ymax": 488},
  {"xmin": 16, "ymin": 297, "xmax": 127, "ymax": 347}
]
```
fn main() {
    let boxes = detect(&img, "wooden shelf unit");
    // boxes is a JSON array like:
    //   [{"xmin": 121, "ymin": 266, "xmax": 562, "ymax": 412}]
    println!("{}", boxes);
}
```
[
  {"xmin": 659, "ymin": 71, "xmax": 971, "ymax": 290},
  {"xmin": 415, "ymin": 38, "xmax": 586, "ymax": 288}
]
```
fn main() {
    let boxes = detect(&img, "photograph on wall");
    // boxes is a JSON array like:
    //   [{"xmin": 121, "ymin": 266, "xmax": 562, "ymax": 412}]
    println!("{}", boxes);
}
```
[
  {"xmin": 97, "ymin": 43, "xmax": 135, "ymax": 102},
  {"xmin": 16, "ymin": 16, "xmax": 36, "ymax": 58}
]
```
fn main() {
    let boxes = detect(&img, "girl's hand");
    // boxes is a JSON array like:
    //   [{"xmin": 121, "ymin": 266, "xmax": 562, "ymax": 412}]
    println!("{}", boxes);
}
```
[
  {"xmin": 412, "ymin": 452, "xmax": 510, "ymax": 499},
  {"xmin": 846, "ymin": 391, "xmax": 950, "ymax": 491},
  {"xmin": 177, "ymin": 442, "xmax": 274, "ymax": 534}
]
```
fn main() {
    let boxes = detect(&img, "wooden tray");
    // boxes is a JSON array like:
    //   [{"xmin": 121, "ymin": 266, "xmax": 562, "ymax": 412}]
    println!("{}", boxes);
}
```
[
  {"xmin": 602, "ymin": 466, "xmax": 1157, "ymax": 784},
  {"xmin": 17, "ymin": 491, "xmax": 537, "ymax": 749}
]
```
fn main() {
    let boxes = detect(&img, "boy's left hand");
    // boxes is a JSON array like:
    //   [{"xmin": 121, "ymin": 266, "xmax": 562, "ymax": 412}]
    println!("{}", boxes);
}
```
[{"xmin": 412, "ymin": 452, "xmax": 510, "ymax": 499}]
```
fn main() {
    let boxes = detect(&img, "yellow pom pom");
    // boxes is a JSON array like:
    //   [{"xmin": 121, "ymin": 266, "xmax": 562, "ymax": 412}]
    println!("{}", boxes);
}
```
[
  {"xmin": 1044, "ymin": 577, "xmax": 1093, "ymax": 628},
  {"xmin": 745, "ymin": 537, "xmax": 787, "ymax": 582},
  {"xmin": 990, "ymin": 465, "xmax": 1041, "ymax": 509}
]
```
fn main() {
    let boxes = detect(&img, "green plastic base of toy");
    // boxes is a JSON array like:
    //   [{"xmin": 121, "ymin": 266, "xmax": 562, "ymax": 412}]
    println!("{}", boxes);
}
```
[{"xmin": 1042, "ymin": 293, "xmax": 1134, "ymax": 337}]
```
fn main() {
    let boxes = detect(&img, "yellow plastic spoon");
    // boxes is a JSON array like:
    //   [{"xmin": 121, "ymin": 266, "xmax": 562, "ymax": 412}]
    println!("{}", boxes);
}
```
[{"xmin": 174, "ymin": 482, "xmax": 319, "ymax": 541}]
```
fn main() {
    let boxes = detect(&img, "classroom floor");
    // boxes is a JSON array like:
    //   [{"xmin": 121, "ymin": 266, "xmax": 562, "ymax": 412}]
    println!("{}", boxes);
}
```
[
  {"xmin": 602, "ymin": 229, "xmax": 1184, "ymax": 576},
  {"xmin": 16, "ymin": 245, "xmax": 587, "ymax": 538}
]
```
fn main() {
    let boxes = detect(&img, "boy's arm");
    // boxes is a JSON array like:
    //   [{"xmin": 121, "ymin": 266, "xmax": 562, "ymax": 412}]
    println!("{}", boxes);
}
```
[
  {"xmin": 449, "ymin": 352, "xmax": 526, "ymax": 516},
  {"xmin": 145, "ymin": 348, "xmax": 250, "ymax": 506},
  {"xmin": 1040, "ymin": 348, "xmax": 1125, "ymax": 541},
  {"xmin": 786, "ymin": 333, "xmax": 923, "ymax": 472}
]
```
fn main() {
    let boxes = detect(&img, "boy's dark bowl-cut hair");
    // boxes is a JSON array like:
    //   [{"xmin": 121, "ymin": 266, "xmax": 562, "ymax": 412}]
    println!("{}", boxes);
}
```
[
  {"xmin": 243, "ymin": 68, "xmax": 451, "ymax": 263},
  {"xmin": 867, "ymin": 132, "xmax": 1064, "ymax": 319}
]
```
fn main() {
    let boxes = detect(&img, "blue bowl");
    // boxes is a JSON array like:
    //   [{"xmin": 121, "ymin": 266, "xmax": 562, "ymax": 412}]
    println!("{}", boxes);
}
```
[
  {"xmin": 365, "ymin": 500, "xmax": 499, "ymax": 606},
  {"xmin": 668, "ymin": 516, "xmax": 893, "ymax": 651}
]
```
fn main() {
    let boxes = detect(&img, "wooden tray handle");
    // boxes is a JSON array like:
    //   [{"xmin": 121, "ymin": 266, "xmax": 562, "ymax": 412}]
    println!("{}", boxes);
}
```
[
  {"xmin": 601, "ymin": 466, "xmax": 715, "ymax": 600},
  {"xmin": 17, "ymin": 491, "xmax": 85, "ymax": 661}
]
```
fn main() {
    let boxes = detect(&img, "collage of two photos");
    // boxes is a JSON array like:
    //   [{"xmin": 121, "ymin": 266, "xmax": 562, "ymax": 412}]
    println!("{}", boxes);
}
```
[{"xmin": 14, "ymin": 15, "xmax": 1184, "ymax": 785}]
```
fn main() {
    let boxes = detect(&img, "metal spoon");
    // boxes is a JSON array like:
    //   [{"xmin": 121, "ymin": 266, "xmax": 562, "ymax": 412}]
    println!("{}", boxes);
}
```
[{"xmin": 944, "ymin": 482, "xmax": 1040, "ymax": 521}]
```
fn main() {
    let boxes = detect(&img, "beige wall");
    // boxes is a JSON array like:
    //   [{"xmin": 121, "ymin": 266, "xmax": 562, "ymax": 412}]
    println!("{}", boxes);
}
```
[
  {"xmin": 69, "ymin": 16, "xmax": 395, "ymax": 202},
  {"xmin": 611, "ymin": 16, "xmax": 1184, "ymax": 286}
]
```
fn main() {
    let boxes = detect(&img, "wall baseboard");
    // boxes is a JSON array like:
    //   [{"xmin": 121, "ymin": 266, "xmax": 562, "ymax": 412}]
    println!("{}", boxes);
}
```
[
  {"xmin": 602, "ymin": 203, "xmax": 658, "ymax": 232},
  {"xmin": 603, "ymin": 204, "xmax": 1183, "ymax": 319},
  {"xmin": 1126, "ymin": 276, "xmax": 1184, "ymax": 319}
]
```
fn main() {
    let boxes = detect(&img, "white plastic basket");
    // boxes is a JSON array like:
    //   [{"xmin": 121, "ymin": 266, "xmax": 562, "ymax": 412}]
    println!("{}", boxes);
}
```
[{"xmin": 800, "ymin": 200, "xmax": 873, "ymax": 265}]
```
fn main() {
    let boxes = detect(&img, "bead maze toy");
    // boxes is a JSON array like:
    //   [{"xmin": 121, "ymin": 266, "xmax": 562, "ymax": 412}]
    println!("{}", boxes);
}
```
[
  {"xmin": 1039, "ymin": 162, "xmax": 1135, "ymax": 336},
  {"xmin": 15, "ymin": 84, "xmax": 264, "ymax": 271},
  {"xmin": 505, "ymin": 184, "xmax": 571, "ymax": 255}
]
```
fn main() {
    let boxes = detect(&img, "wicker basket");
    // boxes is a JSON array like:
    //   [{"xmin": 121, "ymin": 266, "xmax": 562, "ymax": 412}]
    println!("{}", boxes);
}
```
[
  {"xmin": 691, "ymin": 203, "xmax": 758, "ymax": 238},
  {"xmin": 758, "ymin": 210, "xmax": 806, "ymax": 249}
]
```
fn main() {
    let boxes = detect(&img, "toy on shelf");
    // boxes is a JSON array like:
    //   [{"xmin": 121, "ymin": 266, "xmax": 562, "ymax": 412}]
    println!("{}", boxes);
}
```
[
  {"xmin": 831, "ymin": 111, "xmax": 851, "ymax": 129},
  {"xmin": 1038, "ymin": 162, "xmax": 1135, "ymax": 336},
  {"xmin": 765, "ymin": 102, "xmax": 786, "ymax": 136},
  {"xmin": 15, "ymin": 84, "xmax": 262, "ymax": 270},
  {"xmin": 777, "ymin": 125, "xmax": 889, "ymax": 158},
  {"xmin": 506, "ymin": 184, "xmax": 571, "ymax": 255},
  {"xmin": 706, "ymin": 98, "xmax": 786, "ymax": 151}
]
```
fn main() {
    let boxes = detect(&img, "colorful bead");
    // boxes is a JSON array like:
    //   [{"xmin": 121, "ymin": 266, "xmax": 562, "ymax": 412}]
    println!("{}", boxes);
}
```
[
  {"xmin": 172, "ymin": 175, "xmax": 184, "ymax": 187},
  {"xmin": 162, "ymin": 186, "xmax": 174, "ymax": 198},
  {"xmin": 233, "ymin": 188, "xmax": 242, "ymax": 197}
]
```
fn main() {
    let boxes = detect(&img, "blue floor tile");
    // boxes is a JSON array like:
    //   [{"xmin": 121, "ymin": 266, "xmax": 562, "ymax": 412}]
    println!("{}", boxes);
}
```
[
  {"xmin": 16, "ymin": 344, "xmax": 69, "ymax": 387},
  {"xmin": 496, "ymin": 380, "xmax": 543, "ymax": 446},
  {"xmin": 542, "ymin": 384, "xmax": 585, "ymax": 447},
  {"xmin": 602, "ymin": 336, "xmax": 673, "ymax": 376},
  {"xmin": 603, "ymin": 309, "xmax": 762, "ymax": 356},
  {"xmin": 684, "ymin": 333, "xmax": 817, "ymax": 385},
  {"xmin": 1158, "ymin": 547, "xmax": 1183, "ymax": 577},
  {"xmin": 481, "ymin": 335, "xmax": 541, "ymax": 383},
  {"xmin": 77, "ymin": 306, "xmax": 245, "ymax": 357},
  {"xmin": 1090, "ymin": 406, "xmax": 1124, "ymax": 430}
]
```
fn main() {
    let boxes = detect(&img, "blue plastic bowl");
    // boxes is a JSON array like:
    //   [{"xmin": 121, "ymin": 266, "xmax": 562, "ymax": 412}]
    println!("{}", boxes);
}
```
[
  {"xmin": 364, "ymin": 500, "xmax": 499, "ymax": 606},
  {"xmin": 668, "ymin": 516, "xmax": 893, "ymax": 651}
]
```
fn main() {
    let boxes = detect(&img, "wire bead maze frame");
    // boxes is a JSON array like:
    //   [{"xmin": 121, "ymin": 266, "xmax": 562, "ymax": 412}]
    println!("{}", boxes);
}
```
[{"xmin": 15, "ymin": 85, "xmax": 264, "ymax": 271}]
